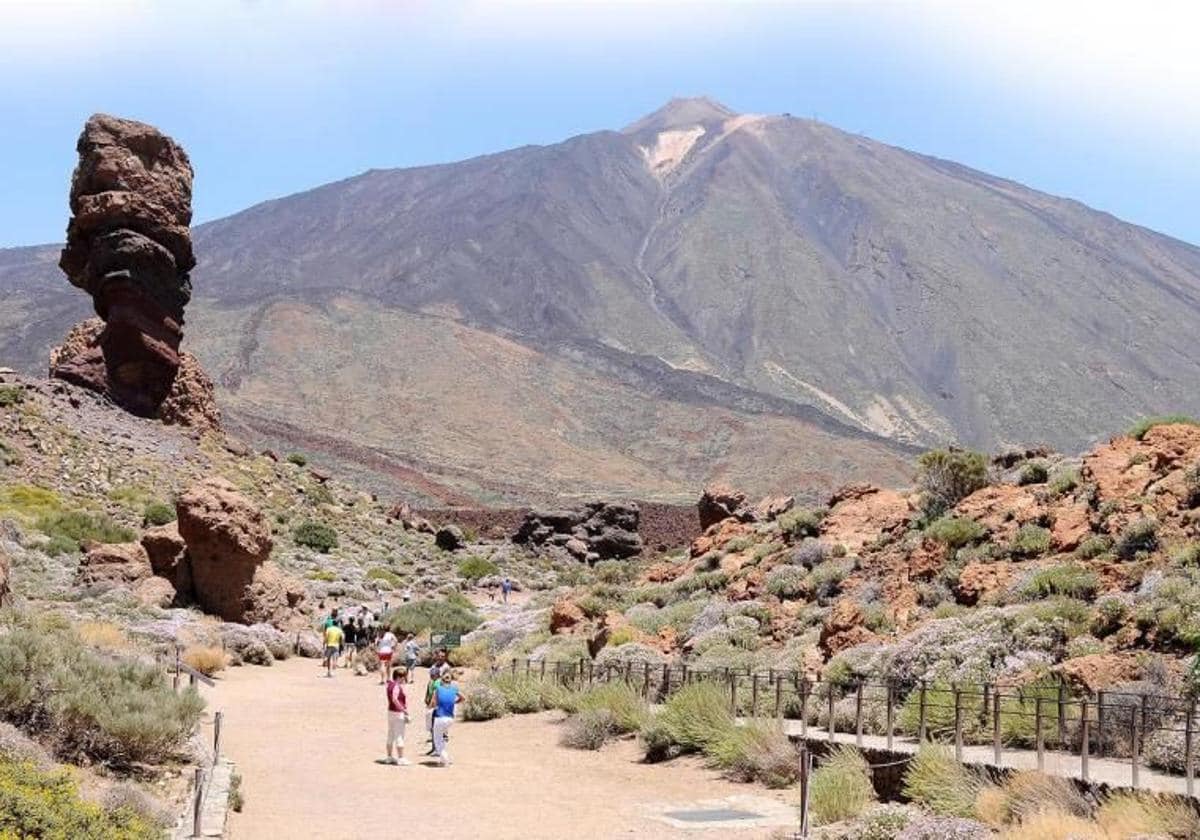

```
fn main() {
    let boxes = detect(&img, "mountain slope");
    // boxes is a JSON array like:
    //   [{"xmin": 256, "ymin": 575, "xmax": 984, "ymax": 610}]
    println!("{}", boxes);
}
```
[{"xmin": 3, "ymin": 98, "xmax": 1199, "ymax": 501}]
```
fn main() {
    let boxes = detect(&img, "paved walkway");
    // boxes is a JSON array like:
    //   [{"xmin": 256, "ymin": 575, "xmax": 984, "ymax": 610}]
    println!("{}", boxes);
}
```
[
  {"xmin": 210, "ymin": 658, "xmax": 795, "ymax": 840},
  {"xmin": 779, "ymin": 722, "xmax": 1195, "ymax": 796}
]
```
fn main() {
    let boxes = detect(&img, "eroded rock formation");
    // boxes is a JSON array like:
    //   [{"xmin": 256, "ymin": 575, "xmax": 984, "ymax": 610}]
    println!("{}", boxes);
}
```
[
  {"xmin": 50, "ymin": 114, "xmax": 218, "ymax": 430},
  {"xmin": 176, "ymin": 477, "xmax": 302, "ymax": 624},
  {"xmin": 514, "ymin": 501, "xmax": 642, "ymax": 562}
]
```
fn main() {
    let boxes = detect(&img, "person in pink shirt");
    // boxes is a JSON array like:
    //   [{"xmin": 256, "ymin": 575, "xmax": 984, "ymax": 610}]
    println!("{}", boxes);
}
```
[{"xmin": 380, "ymin": 665, "xmax": 411, "ymax": 766}]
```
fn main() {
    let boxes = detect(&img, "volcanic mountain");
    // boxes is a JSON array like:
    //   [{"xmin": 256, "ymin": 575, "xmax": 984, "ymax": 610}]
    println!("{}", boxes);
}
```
[{"xmin": 3, "ymin": 97, "xmax": 1199, "ymax": 503}]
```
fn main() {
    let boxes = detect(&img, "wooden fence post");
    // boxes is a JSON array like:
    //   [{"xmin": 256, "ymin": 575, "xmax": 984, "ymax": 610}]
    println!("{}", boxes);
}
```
[
  {"xmin": 540, "ymin": 659, "xmax": 547, "ymax": 680},
  {"xmin": 660, "ymin": 662, "xmax": 669, "ymax": 697},
  {"xmin": 510, "ymin": 658, "xmax": 517, "ymax": 677},
  {"xmin": 1187, "ymin": 699, "xmax": 1196, "ymax": 798},
  {"xmin": 917, "ymin": 681, "xmax": 928, "ymax": 743},
  {"xmin": 524, "ymin": 658, "xmax": 531, "ymax": 677},
  {"xmin": 855, "ymin": 683, "xmax": 864, "ymax": 748},
  {"xmin": 798, "ymin": 746, "xmax": 812, "ymax": 838},
  {"xmin": 192, "ymin": 767, "xmax": 203, "ymax": 838},
  {"xmin": 174, "ymin": 645, "xmax": 181, "ymax": 692},
  {"xmin": 643, "ymin": 663, "xmax": 651, "ymax": 699},
  {"xmin": 729, "ymin": 671, "xmax": 738, "ymax": 713},
  {"xmin": 827, "ymin": 685, "xmax": 836, "ymax": 742},
  {"xmin": 992, "ymin": 686, "xmax": 1002, "ymax": 765},
  {"xmin": 1097, "ymin": 690, "xmax": 1106, "ymax": 758},
  {"xmin": 1131, "ymin": 707, "xmax": 1141, "ymax": 788},
  {"xmin": 1080, "ymin": 699, "xmax": 1089, "ymax": 782},
  {"xmin": 774, "ymin": 672, "xmax": 783, "ymax": 718},
  {"xmin": 1057, "ymin": 682, "xmax": 1067, "ymax": 747},
  {"xmin": 212, "ymin": 711, "xmax": 223, "ymax": 766},
  {"xmin": 1035, "ymin": 695, "xmax": 1045, "ymax": 771},
  {"xmin": 751, "ymin": 674, "xmax": 760, "ymax": 717},
  {"xmin": 800, "ymin": 678, "xmax": 810, "ymax": 737},
  {"xmin": 953, "ymin": 684, "xmax": 963, "ymax": 762},
  {"xmin": 885, "ymin": 681, "xmax": 894, "ymax": 751}
]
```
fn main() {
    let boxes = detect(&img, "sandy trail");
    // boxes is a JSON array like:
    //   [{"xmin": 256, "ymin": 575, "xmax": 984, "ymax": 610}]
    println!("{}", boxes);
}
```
[{"xmin": 212, "ymin": 657, "xmax": 795, "ymax": 840}]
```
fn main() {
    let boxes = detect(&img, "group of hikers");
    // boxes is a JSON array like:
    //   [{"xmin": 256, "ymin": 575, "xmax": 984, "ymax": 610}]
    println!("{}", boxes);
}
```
[{"xmin": 318, "ymin": 606, "xmax": 465, "ymax": 767}]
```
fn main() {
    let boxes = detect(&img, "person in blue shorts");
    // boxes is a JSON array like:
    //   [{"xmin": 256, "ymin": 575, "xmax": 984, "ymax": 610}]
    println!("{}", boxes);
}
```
[{"xmin": 428, "ymin": 668, "xmax": 465, "ymax": 766}]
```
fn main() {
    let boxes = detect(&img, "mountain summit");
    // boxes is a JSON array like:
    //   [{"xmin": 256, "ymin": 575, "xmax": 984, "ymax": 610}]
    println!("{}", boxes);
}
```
[{"xmin": 3, "ymin": 98, "xmax": 1200, "ymax": 503}]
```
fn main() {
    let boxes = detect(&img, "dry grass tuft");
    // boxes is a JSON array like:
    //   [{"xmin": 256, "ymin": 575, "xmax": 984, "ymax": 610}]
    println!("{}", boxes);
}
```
[
  {"xmin": 78, "ymin": 621, "xmax": 128, "ymax": 651},
  {"xmin": 182, "ymin": 645, "xmax": 227, "ymax": 676}
]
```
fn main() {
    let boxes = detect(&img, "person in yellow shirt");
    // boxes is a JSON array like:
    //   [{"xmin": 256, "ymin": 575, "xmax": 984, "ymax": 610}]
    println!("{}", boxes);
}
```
[{"xmin": 323, "ymin": 621, "xmax": 344, "ymax": 678}]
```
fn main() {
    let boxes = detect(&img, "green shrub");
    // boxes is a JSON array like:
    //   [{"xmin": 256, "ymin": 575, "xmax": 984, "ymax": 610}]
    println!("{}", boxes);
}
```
[
  {"xmin": 1076, "ymin": 535, "xmax": 1112, "ymax": 560},
  {"xmin": 560, "ymin": 708, "xmax": 617, "ymax": 750},
  {"xmin": 1183, "ymin": 463, "xmax": 1200, "ymax": 508},
  {"xmin": 306, "ymin": 570, "xmax": 336, "ymax": 582},
  {"xmin": 779, "ymin": 508, "xmax": 824, "ymax": 539},
  {"xmin": 1047, "ymin": 468, "xmax": 1080, "ymax": 497},
  {"xmin": 292, "ymin": 520, "xmax": 338, "ymax": 553},
  {"xmin": 458, "ymin": 555, "xmax": 499, "ymax": 581},
  {"xmin": 1174, "ymin": 543, "xmax": 1200, "ymax": 567},
  {"xmin": 386, "ymin": 596, "xmax": 482, "ymax": 636},
  {"xmin": 0, "ymin": 386, "xmax": 24, "ymax": 407},
  {"xmin": 1018, "ymin": 461, "xmax": 1049, "ymax": 486},
  {"xmin": 809, "ymin": 745, "xmax": 876, "ymax": 825},
  {"xmin": 574, "ymin": 682, "xmax": 648, "ymax": 734},
  {"xmin": 706, "ymin": 720, "xmax": 798, "ymax": 788},
  {"xmin": 488, "ymin": 674, "xmax": 551, "ymax": 714},
  {"xmin": 461, "ymin": 683, "xmax": 506, "ymax": 721},
  {"xmin": 1129, "ymin": 415, "xmax": 1200, "ymax": 441},
  {"xmin": 35, "ymin": 510, "xmax": 136, "ymax": 554},
  {"xmin": 1009, "ymin": 524, "xmax": 1051, "ymax": 558},
  {"xmin": 0, "ymin": 439, "xmax": 20, "ymax": 467},
  {"xmin": 1116, "ymin": 518, "xmax": 1158, "ymax": 559},
  {"xmin": 925, "ymin": 515, "xmax": 986, "ymax": 549},
  {"xmin": 902, "ymin": 743, "xmax": 985, "ymax": 818},
  {"xmin": 1091, "ymin": 596, "xmax": 1129, "ymax": 637},
  {"xmin": 0, "ymin": 757, "xmax": 160, "ymax": 838},
  {"xmin": 286, "ymin": 452, "xmax": 308, "ymax": 467},
  {"xmin": 645, "ymin": 681, "xmax": 734, "ymax": 755},
  {"xmin": 141, "ymin": 502, "xmax": 175, "ymax": 527},
  {"xmin": 765, "ymin": 565, "xmax": 808, "ymax": 599},
  {"xmin": 0, "ymin": 485, "xmax": 63, "ymax": 521},
  {"xmin": 594, "ymin": 560, "xmax": 630, "ymax": 584},
  {"xmin": 916, "ymin": 449, "xmax": 989, "ymax": 518},
  {"xmin": 365, "ymin": 567, "xmax": 401, "ymax": 587},
  {"xmin": 809, "ymin": 559, "xmax": 852, "ymax": 601},
  {"xmin": 0, "ymin": 612, "xmax": 203, "ymax": 767},
  {"xmin": 1022, "ymin": 564, "xmax": 1099, "ymax": 600}
]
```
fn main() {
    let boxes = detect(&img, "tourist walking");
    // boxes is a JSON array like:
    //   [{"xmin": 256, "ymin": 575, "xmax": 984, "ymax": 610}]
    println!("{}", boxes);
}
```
[
  {"xmin": 377, "ymin": 626, "xmax": 398, "ymax": 685},
  {"xmin": 342, "ymin": 616, "xmax": 359, "ymax": 668},
  {"xmin": 428, "ymin": 668, "xmax": 464, "ymax": 766},
  {"xmin": 322, "ymin": 620, "xmax": 343, "ymax": 677},
  {"xmin": 403, "ymin": 633, "xmax": 419, "ymax": 683},
  {"xmin": 381, "ymin": 665, "xmax": 411, "ymax": 765},
  {"xmin": 501, "ymin": 576, "xmax": 512, "ymax": 604}
]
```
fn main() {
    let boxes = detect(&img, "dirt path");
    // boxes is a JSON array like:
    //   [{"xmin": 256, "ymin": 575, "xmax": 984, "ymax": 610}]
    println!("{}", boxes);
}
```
[{"xmin": 212, "ymin": 657, "xmax": 796, "ymax": 840}]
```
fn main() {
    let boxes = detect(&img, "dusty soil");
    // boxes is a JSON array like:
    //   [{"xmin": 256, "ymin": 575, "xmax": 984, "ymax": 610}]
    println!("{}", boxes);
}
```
[{"xmin": 215, "ymin": 658, "xmax": 795, "ymax": 840}]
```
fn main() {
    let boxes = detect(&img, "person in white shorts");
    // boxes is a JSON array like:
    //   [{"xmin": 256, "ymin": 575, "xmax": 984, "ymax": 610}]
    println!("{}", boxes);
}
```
[
  {"xmin": 381, "ymin": 665, "xmax": 411, "ymax": 765},
  {"xmin": 376, "ymin": 627, "xmax": 398, "ymax": 685}
]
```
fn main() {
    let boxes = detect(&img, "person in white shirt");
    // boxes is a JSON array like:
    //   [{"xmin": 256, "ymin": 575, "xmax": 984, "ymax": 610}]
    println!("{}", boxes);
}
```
[{"xmin": 376, "ymin": 628, "xmax": 398, "ymax": 685}]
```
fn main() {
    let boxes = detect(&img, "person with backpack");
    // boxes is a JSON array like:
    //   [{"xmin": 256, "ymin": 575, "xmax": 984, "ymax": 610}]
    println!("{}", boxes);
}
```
[
  {"xmin": 322, "ymin": 620, "xmax": 343, "ymax": 678},
  {"xmin": 376, "ymin": 626, "xmax": 398, "ymax": 685}
]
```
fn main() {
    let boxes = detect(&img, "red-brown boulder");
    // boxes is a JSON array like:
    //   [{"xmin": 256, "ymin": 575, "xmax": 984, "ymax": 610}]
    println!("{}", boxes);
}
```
[
  {"xmin": 176, "ymin": 477, "xmax": 299, "ymax": 624},
  {"xmin": 141, "ymin": 522, "xmax": 192, "ymax": 597},
  {"xmin": 822, "ymin": 484, "xmax": 912, "ymax": 550},
  {"xmin": 698, "ymin": 483, "xmax": 748, "ymax": 529},
  {"xmin": 819, "ymin": 598, "xmax": 878, "ymax": 656},
  {"xmin": 75, "ymin": 542, "xmax": 152, "ymax": 586},
  {"xmin": 549, "ymin": 599, "xmax": 585, "ymax": 635}
]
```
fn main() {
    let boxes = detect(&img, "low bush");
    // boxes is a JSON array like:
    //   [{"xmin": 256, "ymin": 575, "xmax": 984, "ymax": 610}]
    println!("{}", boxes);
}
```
[
  {"xmin": 78, "ymin": 621, "xmax": 127, "ymax": 651},
  {"xmin": 461, "ymin": 683, "xmax": 506, "ymax": 721},
  {"xmin": 292, "ymin": 520, "xmax": 338, "ymax": 553},
  {"xmin": 1046, "ymin": 468, "xmax": 1080, "ymax": 497},
  {"xmin": 779, "ymin": 508, "xmax": 824, "ymax": 539},
  {"xmin": 1021, "ymin": 563, "xmax": 1099, "ymax": 600},
  {"xmin": 306, "ymin": 570, "xmax": 336, "ymax": 582},
  {"xmin": 458, "ymin": 555, "xmax": 499, "ymax": 581},
  {"xmin": 809, "ymin": 559, "xmax": 852, "ymax": 601},
  {"xmin": 706, "ymin": 720, "xmax": 798, "ymax": 788},
  {"xmin": 644, "ymin": 681, "xmax": 734, "ymax": 756},
  {"xmin": 286, "ymin": 452, "xmax": 308, "ymax": 466},
  {"xmin": 1009, "ymin": 524, "xmax": 1051, "ymax": 558},
  {"xmin": 366, "ymin": 567, "xmax": 401, "ymax": 587},
  {"xmin": 142, "ymin": 501, "xmax": 176, "ymax": 527},
  {"xmin": 182, "ymin": 645, "xmax": 227, "ymax": 676},
  {"xmin": 1116, "ymin": 518, "xmax": 1158, "ymax": 559},
  {"xmin": 1096, "ymin": 790, "xmax": 1200, "ymax": 838},
  {"xmin": 0, "ymin": 612, "xmax": 203, "ymax": 767},
  {"xmin": 560, "ymin": 708, "xmax": 617, "ymax": 750},
  {"xmin": 386, "ymin": 596, "xmax": 482, "ymax": 636},
  {"xmin": 488, "ymin": 674, "xmax": 551, "ymax": 714},
  {"xmin": 765, "ymin": 565, "xmax": 808, "ymax": 599},
  {"xmin": 916, "ymin": 449, "xmax": 989, "ymax": 519},
  {"xmin": 0, "ymin": 757, "xmax": 160, "ymax": 839},
  {"xmin": 1128, "ymin": 415, "xmax": 1200, "ymax": 441},
  {"xmin": 902, "ymin": 743, "xmax": 986, "ymax": 818},
  {"xmin": 808, "ymin": 745, "xmax": 875, "ymax": 824},
  {"xmin": 1173, "ymin": 543, "xmax": 1200, "ymax": 567},
  {"xmin": 1017, "ymin": 461, "xmax": 1049, "ymax": 486},
  {"xmin": 1075, "ymin": 535, "xmax": 1112, "ymax": 560},
  {"xmin": 0, "ymin": 386, "xmax": 23, "ymax": 407},
  {"xmin": 574, "ymin": 682, "xmax": 648, "ymax": 734},
  {"xmin": 925, "ymin": 515, "xmax": 986, "ymax": 550},
  {"xmin": 1091, "ymin": 596, "xmax": 1129, "ymax": 637},
  {"xmin": 447, "ymin": 639, "xmax": 491, "ymax": 669},
  {"xmin": 35, "ymin": 510, "xmax": 136, "ymax": 554}
]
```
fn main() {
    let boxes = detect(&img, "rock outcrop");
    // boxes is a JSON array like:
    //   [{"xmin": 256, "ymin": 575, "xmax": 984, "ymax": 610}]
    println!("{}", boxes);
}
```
[
  {"xmin": 821, "ymin": 483, "xmax": 913, "ymax": 551},
  {"xmin": 513, "ymin": 502, "xmax": 642, "ymax": 561},
  {"xmin": 698, "ymin": 483, "xmax": 748, "ymax": 529},
  {"xmin": 50, "ymin": 113, "xmax": 218, "ymax": 431},
  {"xmin": 176, "ymin": 477, "xmax": 301, "ymax": 624},
  {"xmin": 75, "ymin": 542, "xmax": 152, "ymax": 587}
]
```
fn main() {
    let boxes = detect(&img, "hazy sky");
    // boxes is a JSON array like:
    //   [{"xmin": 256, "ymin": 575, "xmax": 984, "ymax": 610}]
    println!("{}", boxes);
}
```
[{"xmin": 1, "ymin": 0, "xmax": 1198, "ymax": 247}]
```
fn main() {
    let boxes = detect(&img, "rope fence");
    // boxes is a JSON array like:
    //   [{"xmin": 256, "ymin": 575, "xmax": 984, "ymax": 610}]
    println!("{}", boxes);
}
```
[{"xmin": 505, "ymin": 657, "xmax": 1200, "ymax": 797}]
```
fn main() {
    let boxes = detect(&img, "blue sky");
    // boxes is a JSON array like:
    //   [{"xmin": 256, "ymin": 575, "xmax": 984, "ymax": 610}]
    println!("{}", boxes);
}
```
[{"xmin": 1, "ymin": 0, "xmax": 1198, "ymax": 247}]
